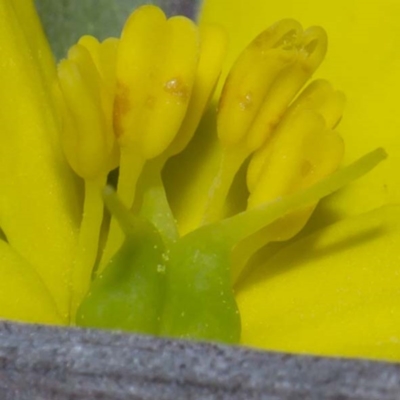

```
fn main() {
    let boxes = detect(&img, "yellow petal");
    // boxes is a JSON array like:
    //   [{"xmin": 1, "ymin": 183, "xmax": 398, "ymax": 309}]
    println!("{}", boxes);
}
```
[
  {"xmin": 0, "ymin": 239, "xmax": 63, "ymax": 325},
  {"xmin": 0, "ymin": 0, "xmax": 80, "ymax": 317},
  {"xmin": 237, "ymin": 205, "xmax": 400, "ymax": 361},
  {"xmin": 200, "ymin": 0, "xmax": 400, "ymax": 218},
  {"xmin": 12, "ymin": 0, "xmax": 56, "ymax": 87}
]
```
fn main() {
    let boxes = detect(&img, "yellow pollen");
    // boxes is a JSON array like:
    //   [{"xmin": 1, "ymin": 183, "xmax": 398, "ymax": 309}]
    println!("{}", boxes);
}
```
[{"xmin": 239, "ymin": 92, "xmax": 254, "ymax": 111}]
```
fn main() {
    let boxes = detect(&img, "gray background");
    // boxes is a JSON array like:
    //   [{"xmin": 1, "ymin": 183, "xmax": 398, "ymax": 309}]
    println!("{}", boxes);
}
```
[{"xmin": 35, "ymin": 0, "xmax": 200, "ymax": 59}]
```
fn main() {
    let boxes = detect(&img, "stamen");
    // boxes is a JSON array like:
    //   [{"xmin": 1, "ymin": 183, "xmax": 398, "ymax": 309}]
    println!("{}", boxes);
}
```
[
  {"xmin": 244, "ymin": 26, "xmax": 328, "ymax": 152},
  {"xmin": 193, "ymin": 21, "xmax": 304, "ymax": 229},
  {"xmin": 99, "ymin": 6, "xmax": 200, "ymax": 272},
  {"xmin": 163, "ymin": 24, "xmax": 228, "ymax": 159},
  {"xmin": 227, "ymin": 79, "xmax": 346, "ymax": 283},
  {"xmin": 78, "ymin": 35, "xmax": 119, "ymax": 104},
  {"xmin": 135, "ymin": 160, "xmax": 179, "ymax": 245},
  {"xmin": 56, "ymin": 42, "xmax": 118, "ymax": 318},
  {"xmin": 113, "ymin": 7, "xmax": 199, "ymax": 157},
  {"xmin": 168, "ymin": 20, "xmax": 329, "ymax": 234},
  {"xmin": 248, "ymin": 109, "xmax": 329, "ymax": 205},
  {"xmin": 217, "ymin": 19, "xmax": 301, "ymax": 148},
  {"xmin": 48, "ymin": 3, "xmax": 392, "ymax": 344},
  {"xmin": 247, "ymin": 80, "xmax": 346, "ymax": 193},
  {"xmin": 56, "ymin": 45, "xmax": 116, "ymax": 179},
  {"xmin": 289, "ymin": 79, "xmax": 346, "ymax": 129}
]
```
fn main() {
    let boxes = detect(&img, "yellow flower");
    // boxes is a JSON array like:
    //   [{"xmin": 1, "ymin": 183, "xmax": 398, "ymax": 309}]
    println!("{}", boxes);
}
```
[
  {"xmin": 0, "ymin": 0, "xmax": 397, "ymax": 362},
  {"xmin": 201, "ymin": 0, "xmax": 400, "ymax": 360}
]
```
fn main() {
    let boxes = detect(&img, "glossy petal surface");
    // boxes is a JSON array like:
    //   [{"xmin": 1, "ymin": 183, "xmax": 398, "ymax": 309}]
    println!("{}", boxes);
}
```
[{"xmin": 237, "ymin": 205, "xmax": 400, "ymax": 361}]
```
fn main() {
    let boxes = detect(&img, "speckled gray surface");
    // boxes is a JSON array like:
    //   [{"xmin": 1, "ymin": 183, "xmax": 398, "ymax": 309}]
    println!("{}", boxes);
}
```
[{"xmin": 0, "ymin": 321, "xmax": 399, "ymax": 399}]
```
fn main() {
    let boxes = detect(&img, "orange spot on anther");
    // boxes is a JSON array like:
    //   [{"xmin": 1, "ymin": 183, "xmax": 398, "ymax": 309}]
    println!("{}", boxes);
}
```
[{"xmin": 113, "ymin": 83, "xmax": 130, "ymax": 138}]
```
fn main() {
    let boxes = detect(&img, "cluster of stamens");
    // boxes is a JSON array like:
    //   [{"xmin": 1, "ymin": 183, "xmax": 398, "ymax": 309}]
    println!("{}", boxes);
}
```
[{"xmin": 54, "ymin": 5, "xmax": 384, "ymax": 342}]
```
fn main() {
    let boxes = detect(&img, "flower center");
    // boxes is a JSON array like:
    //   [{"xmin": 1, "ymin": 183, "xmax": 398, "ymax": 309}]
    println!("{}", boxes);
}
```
[{"xmin": 55, "ymin": 5, "xmax": 385, "ymax": 342}]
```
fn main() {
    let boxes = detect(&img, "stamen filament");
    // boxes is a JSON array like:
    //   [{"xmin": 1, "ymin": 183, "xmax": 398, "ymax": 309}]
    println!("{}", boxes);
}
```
[
  {"xmin": 201, "ymin": 146, "xmax": 248, "ymax": 225},
  {"xmin": 70, "ymin": 176, "xmax": 106, "ymax": 319},
  {"xmin": 138, "ymin": 160, "xmax": 179, "ymax": 245},
  {"xmin": 98, "ymin": 149, "xmax": 145, "ymax": 274}
]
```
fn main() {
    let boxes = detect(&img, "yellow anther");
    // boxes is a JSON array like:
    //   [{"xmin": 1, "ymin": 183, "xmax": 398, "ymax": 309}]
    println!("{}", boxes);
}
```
[
  {"xmin": 171, "ymin": 20, "xmax": 304, "ymax": 230},
  {"xmin": 192, "ymin": 21, "xmax": 328, "ymax": 230},
  {"xmin": 56, "ymin": 44, "xmax": 117, "ymax": 180},
  {"xmin": 76, "ymin": 36, "xmax": 120, "ymax": 172},
  {"xmin": 99, "ymin": 6, "xmax": 201, "ymax": 272},
  {"xmin": 165, "ymin": 21, "xmax": 330, "ymax": 232},
  {"xmin": 245, "ymin": 26, "xmax": 327, "ymax": 151},
  {"xmin": 78, "ymin": 36, "xmax": 119, "ymax": 98},
  {"xmin": 217, "ymin": 19, "xmax": 301, "ymax": 148},
  {"xmin": 77, "ymin": 36, "xmax": 101, "ymax": 66},
  {"xmin": 165, "ymin": 24, "xmax": 228, "ymax": 158},
  {"xmin": 114, "ymin": 5, "xmax": 199, "ymax": 159},
  {"xmin": 218, "ymin": 22, "xmax": 329, "ymax": 153},
  {"xmin": 290, "ymin": 79, "xmax": 346, "ymax": 129},
  {"xmin": 247, "ymin": 79, "xmax": 346, "ymax": 193},
  {"xmin": 247, "ymin": 109, "xmax": 328, "ymax": 207},
  {"xmin": 230, "ymin": 78, "xmax": 345, "ymax": 283},
  {"xmin": 232, "ymin": 99, "xmax": 344, "ymax": 282}
]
